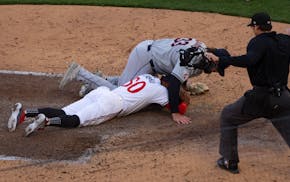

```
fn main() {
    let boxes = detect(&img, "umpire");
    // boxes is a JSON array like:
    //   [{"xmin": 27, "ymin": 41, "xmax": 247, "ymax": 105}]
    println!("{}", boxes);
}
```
[{"xmin": 206, "ymin": 12, "xmax": 290, "ymax": 174}]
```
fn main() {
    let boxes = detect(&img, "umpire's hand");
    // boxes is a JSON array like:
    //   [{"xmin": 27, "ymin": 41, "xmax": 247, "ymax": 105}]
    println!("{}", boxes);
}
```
[
  {"xmin": 172, "ymin": 113, "xmax": 191, "ymax": 124},
  {"xmin": 205, "ymin": 52, "xmax": 219, "ymax": 62}
]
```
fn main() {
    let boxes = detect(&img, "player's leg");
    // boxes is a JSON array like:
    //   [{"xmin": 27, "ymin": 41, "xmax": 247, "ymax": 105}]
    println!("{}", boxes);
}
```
[
  {"xmin": 25, "ymin": 96, "xmax": 93, "ymax": 136},
  {"xmin": 7, "ymin": 103, "xmax": 65, "ymax": 132},
  {"xmin": 270, "ymin": 91, "xmax": 290, "ymax": 147},
  {"xmin": 76, "ymin": 89, "xmax": 123, "ymax": 127},
  {"xmin": 271, "ymin": 113, "xmax": 290, "ymax": 147},
  {"xmin": 59, "ymin": 62, "xmax": 117, "ymax": 90},
  {"xmin": 218, "ymin": 96, "xmax": 257, "ymax": 174},
  {"xmin": 62, "ymin": 87, "xmax": 109, "ymax": 116},
  {"xmin": 25, "ymin": 113, "xmax": 81, "ymax": 136},
  {"xmin": 79, "ymin": 75, "xmax": 120, "ymax": 97},
  {"xmin": 118, "ymin": 40, "xmax": 153, "ymax": 86},
  {"xmin": 105, "ymin": 76, "xmax": 119, "ymax": 86},
  {"xmin": 75, "ymin": 66, "xmax": 117, "ymax": 89},
  {"xmin": 25, "ymin": 88, "xmax": 105, "ymax": 136}
]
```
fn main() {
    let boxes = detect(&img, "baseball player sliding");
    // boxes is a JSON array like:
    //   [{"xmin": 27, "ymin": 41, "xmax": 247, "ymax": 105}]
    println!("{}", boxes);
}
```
[
  {"xmin": 59, "ymin": 38, "xmax": 217, "ymax": 125},
  {"xmin": 7, "ymin": 74, "xmax": 188, "ymax": 136}
]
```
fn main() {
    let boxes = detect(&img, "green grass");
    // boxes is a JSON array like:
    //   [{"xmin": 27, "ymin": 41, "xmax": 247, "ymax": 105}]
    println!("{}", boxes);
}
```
[{"xmin": 0, "ymin": 0, "xmax": 289, "ymax": 23}]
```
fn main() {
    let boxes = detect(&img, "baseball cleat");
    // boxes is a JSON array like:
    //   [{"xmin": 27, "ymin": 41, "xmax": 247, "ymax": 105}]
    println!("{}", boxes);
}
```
[
  {"xmin": 59, "ymin": 61, "xmax": 81, "ymax": 89},
  {"xmin": 7, "ymin": 103, "xmax": 25, "ymax": 132},
  {"xmin": 78, "ymin": 70, "xmax": 103, "ymax": 97},
  {"xmin": 25, "ymin": 114, "xmax": 47, "ymax": 137},
  {"xmin": 79, "ymin": 84, "xmax": 93, "ymax": 97}
]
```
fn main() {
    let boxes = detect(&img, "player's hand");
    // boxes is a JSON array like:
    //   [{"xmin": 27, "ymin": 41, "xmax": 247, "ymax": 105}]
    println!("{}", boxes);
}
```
[
  {"xmin": 172, "ymin": 113, "xmax": 191, "ymax": 124},
  {"xmin": 205, "ymin": 52, "xmax": 219, "ymax": 62}
]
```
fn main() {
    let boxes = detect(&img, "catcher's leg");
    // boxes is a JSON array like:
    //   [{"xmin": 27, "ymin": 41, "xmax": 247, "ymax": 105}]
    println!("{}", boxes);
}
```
[
  {"xmin": 77, "ymin": 67, "xmax": 117, "ymax": 90},
  {"xmin": 118, "ymin": 40, "xmax": 153, "ymax": 86}
]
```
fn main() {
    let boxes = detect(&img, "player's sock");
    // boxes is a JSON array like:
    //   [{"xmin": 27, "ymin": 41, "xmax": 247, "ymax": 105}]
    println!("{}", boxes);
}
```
[
  {"xmin": 25, "ymin": 108, "xmax": 65, "ymax": 118},
  {"xmin": 38, "ymin": 108, "xmax": 66, "ymax": 118},
  {"xmin": 25, "ymin": 108, "xmax": 40, "ymax": 117},
  {"xmin": 48, "ymin": 115, "xmax": 80, "ymax": 128}
]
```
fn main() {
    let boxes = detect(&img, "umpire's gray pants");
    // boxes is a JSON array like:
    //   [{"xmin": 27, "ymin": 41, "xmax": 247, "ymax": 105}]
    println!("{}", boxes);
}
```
[{"xmin": 219, "ymin": 90, "xmax": 290, "ymax": 162}]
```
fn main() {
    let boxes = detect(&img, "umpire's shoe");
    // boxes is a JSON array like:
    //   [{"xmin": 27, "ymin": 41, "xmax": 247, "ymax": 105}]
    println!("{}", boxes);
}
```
[
  {"xmin": 217, "ymin": 157, "xmax": 239, "ymax": 174},
  {"xmin": 25, "ymin": 114, "xmax": 47, "ymax": 137},
  {"xmin": 7, "ymin": 103, "xmax": 25, "ymax": 132},
  {"xmin": 59, "ymin": 61, "xmax": 81, "ymax": 89}
]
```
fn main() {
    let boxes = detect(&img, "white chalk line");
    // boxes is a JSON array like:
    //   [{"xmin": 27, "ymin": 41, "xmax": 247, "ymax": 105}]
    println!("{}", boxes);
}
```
[
  {"xmin": 0, "ymin": 70, "xmax": 63, "ymax": 77},
  {"xmin": 0, "ymin": 147, "xmax": 97, "ymax": 164}
]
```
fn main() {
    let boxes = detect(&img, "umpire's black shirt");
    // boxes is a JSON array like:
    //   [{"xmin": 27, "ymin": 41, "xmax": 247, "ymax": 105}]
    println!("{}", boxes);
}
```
[{"xmin": 218, "ymin": 32, "xmax": 290, "ymax": 87}]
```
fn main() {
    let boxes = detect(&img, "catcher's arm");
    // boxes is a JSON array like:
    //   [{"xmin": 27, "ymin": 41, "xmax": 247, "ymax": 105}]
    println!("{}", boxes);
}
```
[{"xmin": 180, "ymin": 85, "xmax": 191, "ymax": 105}]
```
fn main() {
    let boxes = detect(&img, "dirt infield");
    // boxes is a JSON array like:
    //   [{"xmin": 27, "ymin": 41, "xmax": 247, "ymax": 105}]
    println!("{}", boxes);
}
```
[{"xmin": 0, "ymin": 5, "xmax": 289, "ymax": 182}]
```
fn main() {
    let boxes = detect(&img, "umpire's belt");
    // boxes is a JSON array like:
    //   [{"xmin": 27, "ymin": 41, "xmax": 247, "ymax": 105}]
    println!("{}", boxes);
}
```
[{"xmin": 253, "ymin": 85, "xmax": 287, "ymax": 97}]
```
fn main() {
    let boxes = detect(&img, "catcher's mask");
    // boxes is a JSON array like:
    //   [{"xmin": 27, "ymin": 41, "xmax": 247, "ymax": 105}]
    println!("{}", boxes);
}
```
[
  {"xmin": 179, "ymin": 47, "xmax": 216, "ymax": 73},
  {"xmin": 179, "ymin": 47, "xmax": 205, "ymax": 68}
]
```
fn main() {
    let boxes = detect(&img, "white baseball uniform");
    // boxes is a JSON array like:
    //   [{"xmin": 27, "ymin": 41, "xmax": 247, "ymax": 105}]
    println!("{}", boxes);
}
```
[{"xmin": 62, "ymin": 74, "xmax": 168, "ymax": 127}]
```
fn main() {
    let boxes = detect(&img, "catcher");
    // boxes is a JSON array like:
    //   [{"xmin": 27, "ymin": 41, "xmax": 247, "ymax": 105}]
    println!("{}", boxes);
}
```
[
  {"xmin": 59, "ymin": 38, "xmax": 219, "ymax": 124},
  {"xmin": 7, "ymin": 74, "xmax": 189, "ymax": 136}
]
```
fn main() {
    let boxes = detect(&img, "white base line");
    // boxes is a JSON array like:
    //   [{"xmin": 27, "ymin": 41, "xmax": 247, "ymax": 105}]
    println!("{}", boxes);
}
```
[
  {"xmin": 0, "ymin": 70, "xmax": 63, "ymax": 77},
  {"xmin": 0, "ymin": 147, "xmax": 95, "ymax": 163}
]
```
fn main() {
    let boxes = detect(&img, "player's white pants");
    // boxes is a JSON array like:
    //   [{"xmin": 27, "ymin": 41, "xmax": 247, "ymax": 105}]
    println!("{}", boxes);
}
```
[
  {"xmin": 62, "ymin": 86, "xmax": 123, "ymax": 127},
  {"xmin": 118, "ymin": 40, "xmax": 154, "ymax": 86}
]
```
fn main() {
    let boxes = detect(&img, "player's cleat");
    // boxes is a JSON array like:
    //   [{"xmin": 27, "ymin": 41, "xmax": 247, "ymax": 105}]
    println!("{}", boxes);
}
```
[
  {"xmin": 7, "ymin": 103, "xmax": 25, "ymax": 132},
  {"xmin": 25, "ymin": 114, "xmax": 47, "ymax": 137},
  {"xmin": 78, "ymin": 70, "xmax": 103, "ymax": 97},
  {"xmin": 59, "ymin": 61, "xmax": 81, "ymax": 89},
  {"xmin": 217, "ymin": 157, "xmax": 239, "ymax": 174},
  {"xmin": 79, "ymin": 84, "xmax": 93, "ymax": 97}
]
